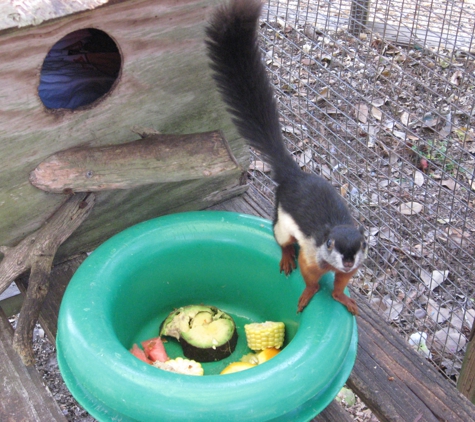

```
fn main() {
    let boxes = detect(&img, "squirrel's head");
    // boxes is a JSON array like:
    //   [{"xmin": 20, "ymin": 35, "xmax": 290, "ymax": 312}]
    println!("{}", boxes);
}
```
[{"xmin": 318, "ymin": 225, "xmax": 367, "ymax": 273}]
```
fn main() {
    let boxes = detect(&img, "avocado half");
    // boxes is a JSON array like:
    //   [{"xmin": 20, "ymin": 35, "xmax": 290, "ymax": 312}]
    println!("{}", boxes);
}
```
[{"xmin": 160, "ymin": 305, "xmax": 238, "ymax": 362}]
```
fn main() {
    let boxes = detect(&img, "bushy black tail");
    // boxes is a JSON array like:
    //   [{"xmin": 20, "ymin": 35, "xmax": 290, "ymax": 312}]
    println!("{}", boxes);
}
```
[{"xmin": 205, "ymin": 0, "xmax": 300, "ymax": 185}]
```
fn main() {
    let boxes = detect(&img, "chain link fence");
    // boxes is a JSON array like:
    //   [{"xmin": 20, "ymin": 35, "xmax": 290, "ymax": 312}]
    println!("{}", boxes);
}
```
[{"xmin": 251, "ymin": 0, "xmax": 475, "ymax": 383}]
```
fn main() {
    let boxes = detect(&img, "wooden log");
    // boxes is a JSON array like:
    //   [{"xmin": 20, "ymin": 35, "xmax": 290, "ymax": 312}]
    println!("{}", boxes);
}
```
[
  {"xmin": 16, "ymin": 253, "xmax": 88, "ymax": 342},
  {"xmin": 0, "ymin": 193, "xmax": 94, "ymax": 296},
  {"xmin": 30, "ymin": 131, "xmax": 239, "ymax": 193},
  {"xmin": 0, "ymin": 193, "xmax": 95, "ymax": 365},
  {"xmin": 312, "ymin": 400, "xmax": 354, "ymax": 421},
  {"xmin": 13, "ymin": 259, "xmax": 56, "ymax": 366},
  {"xmin": 458, "ymin": 322, "xmax": 475, "ymax": 403}
]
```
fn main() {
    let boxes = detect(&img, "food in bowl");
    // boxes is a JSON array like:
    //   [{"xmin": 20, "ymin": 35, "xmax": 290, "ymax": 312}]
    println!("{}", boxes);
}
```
[
  {"xmin": 244, "ymin": 321, "xmax": 285, "ymax": 350},
  {"xmin": 153, "ymin": 357, "xmax": 204, "ymax": 376},
  {"xmin": 141, "ymin": 337, "xmax": 168, "ymax": 362},
  {"xmin": 221, "ymin": 347, "xmax": 282, "ymax": 375},
  {"xmin": 130, "ymin": 336, "xmax": 204, "ymax": 376},
  {"xmin": 129, "ymin": 305, "xmax": 287, "ymax": 377},
  {"xmin": 160, "ymin": 305, "xmax": 238, "ymax": 362}
]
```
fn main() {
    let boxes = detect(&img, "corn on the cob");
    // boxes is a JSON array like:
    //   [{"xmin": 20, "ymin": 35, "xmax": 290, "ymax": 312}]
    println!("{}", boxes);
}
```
[{"xmin": 244, "ymin": 321, "xmax": 285, "ymax": 351}]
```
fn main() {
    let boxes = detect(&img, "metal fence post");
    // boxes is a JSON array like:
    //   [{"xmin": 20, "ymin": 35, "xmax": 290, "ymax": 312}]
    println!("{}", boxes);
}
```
[{"xmin": 349, "ymin": 0, "xmax": 370, "ymax": 35}]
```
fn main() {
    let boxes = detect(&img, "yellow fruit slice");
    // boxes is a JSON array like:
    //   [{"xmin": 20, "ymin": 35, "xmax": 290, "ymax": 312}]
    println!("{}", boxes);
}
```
[
  {"xmin": 256, "ymin": 347, "xmax": 281, "ymax": 364},
  {"xmin": 220, "ymin": 361, "xmax": 256, "ymax": 375}
]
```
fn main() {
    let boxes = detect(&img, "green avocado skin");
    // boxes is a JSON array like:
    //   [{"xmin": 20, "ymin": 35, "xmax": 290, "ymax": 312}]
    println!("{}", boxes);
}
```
[{"xmin": 180, "ymin": 329, "xmax": 238, "ymax": 362}]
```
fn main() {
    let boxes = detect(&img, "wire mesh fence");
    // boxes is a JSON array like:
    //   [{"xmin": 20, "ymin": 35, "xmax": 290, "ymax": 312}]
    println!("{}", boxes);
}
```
[{"xmin": 252, "ymin": 0, "xmax": 475, "ymax": 383}]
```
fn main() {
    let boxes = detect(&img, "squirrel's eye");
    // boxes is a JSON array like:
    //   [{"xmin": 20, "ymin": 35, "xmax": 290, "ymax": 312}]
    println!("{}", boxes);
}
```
[
  {"xmin": 326, "ymin": 239, "xmax": 333, "ymax": 249},
  {"xmin": 362, "ymin": 241, "xmax": 367, "ymax": 250}
]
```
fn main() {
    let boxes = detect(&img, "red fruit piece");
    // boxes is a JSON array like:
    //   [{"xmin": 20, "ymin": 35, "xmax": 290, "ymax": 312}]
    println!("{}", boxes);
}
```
[
  {"xmin": 130, "ymin": 343, "xmax": 152, "ymax": 364},
  {"xmin": 141, "ymin": 337, "xmax": 168, "ymax": 362}
]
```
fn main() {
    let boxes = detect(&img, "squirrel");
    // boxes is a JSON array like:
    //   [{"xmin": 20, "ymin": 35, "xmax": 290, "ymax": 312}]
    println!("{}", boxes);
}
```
[{"xmin": 205, "ymin": 0, "xmax": 367, "ymax": 315}]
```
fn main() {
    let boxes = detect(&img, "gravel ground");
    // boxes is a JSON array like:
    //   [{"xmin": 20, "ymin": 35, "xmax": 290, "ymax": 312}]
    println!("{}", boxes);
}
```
[{"xmin": 30, "ymin": 320, "xmax": 96, "ymax": 422}]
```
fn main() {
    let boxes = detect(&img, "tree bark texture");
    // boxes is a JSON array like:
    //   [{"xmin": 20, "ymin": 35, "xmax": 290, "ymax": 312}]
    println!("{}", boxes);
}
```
[
  {"xmin": 30, "ymin": 131, "xmax": 239, "ymax": 193},
  {"xmin": 458, "ymin": 322, "xmax": 475, "ymax": 404},
  {"xmin": 0, "ymin": 193, "xmax": 95, "ymax": 365}
]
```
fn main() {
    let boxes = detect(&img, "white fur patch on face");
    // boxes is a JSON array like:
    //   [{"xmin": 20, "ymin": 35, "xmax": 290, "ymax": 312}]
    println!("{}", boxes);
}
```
[
  {"xmin": 274, "ymin": 206, "xmax": 366, "ymax": 272},
  {"xmin": 317, "ymin": 245, "xmax": 366, "ymax": 273},
  {"xmin": 317, "ymin": 246, "xmax": 344, "ymax": 271}
]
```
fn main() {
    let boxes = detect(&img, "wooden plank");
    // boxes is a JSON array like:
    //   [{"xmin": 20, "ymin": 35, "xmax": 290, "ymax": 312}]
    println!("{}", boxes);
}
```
[
  {"xmin": 0, "ymin": 0, "xmax": 110, "ymax": 31},
  {"xmin": 312, "ymin": 400, "xmax": 354, "ymax": 422},
  {"xmin": 0, "ymin": 0, "xmax": 247, "ymax": 257},
  {"xmin": 210, "ymin": 183, "xmax": 275, "ymax": 218},
  {"xmin": 370, "ymin": 21, "xmax": 474, "ymax": 51},
  {"xmin": 347, "ymin": 290, "xmax": 475, "ymax": 422},
  {"xmin": 458, "ymin": 322, "xmax": 475, "ymax": 403},
  {"xmin": 0, "ymin": 308, "xmax": 67, "ymax": 422}
]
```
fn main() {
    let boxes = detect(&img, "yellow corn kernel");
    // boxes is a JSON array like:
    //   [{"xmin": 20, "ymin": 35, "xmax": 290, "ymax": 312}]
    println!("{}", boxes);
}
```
[{"xmin": 244, "ymin": 321, "xmax": 285, "ymax": 351}]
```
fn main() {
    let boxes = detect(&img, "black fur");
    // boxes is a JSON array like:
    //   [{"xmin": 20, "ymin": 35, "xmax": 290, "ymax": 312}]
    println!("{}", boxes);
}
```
[
  {"xmin": 205, "ymin": 0, "xmax": 299, "ymax": 185},
  {"xmin": 206, "ymin": 0, "xmax": 363, "ymax": 252}
]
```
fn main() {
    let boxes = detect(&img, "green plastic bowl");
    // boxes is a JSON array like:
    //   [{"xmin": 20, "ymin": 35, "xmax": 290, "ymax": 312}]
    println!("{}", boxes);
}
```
[{"xmin": 57, "ymin": 211, "xmax": 357, "ymax": 421}]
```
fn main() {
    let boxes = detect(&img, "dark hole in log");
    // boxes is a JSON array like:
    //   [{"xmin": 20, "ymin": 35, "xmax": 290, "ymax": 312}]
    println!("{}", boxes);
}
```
[{"xmin": 38, "ymin": 28, "xmax": 121, "ymax": 110}]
